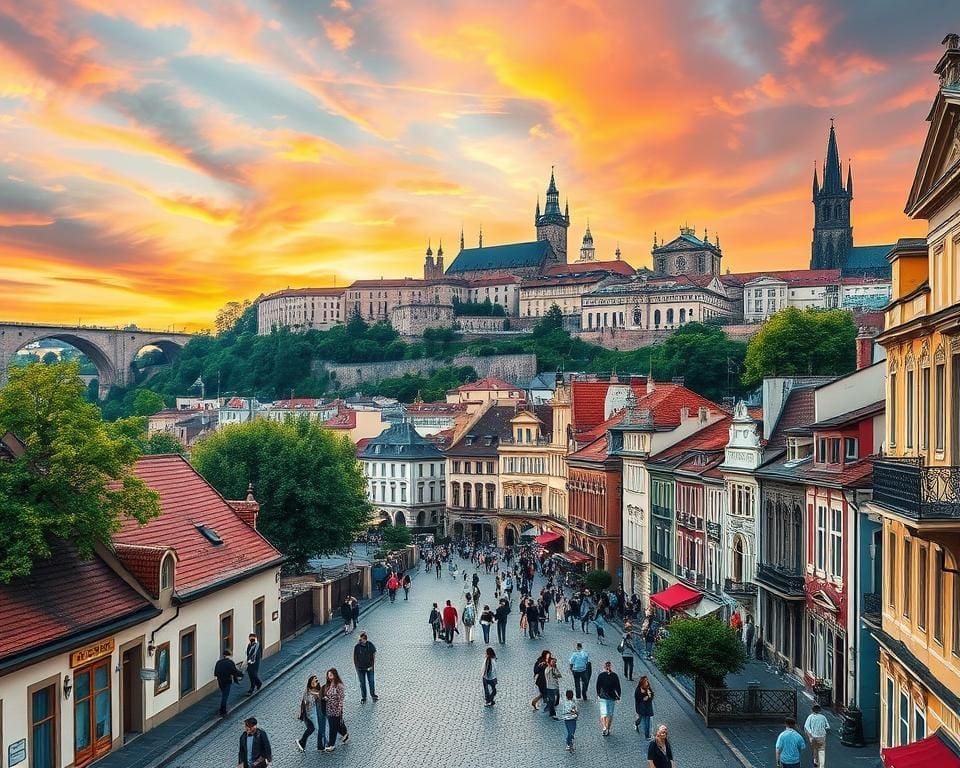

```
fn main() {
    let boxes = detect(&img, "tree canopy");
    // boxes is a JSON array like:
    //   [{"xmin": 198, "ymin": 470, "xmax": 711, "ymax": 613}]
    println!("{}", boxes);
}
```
[
  {"xmin": 0, "ymin": 362, "xmax": 160, "ymax": 583},
  {"xmin": 653, "ymin": 616, "xmax": 747, "ymax": 687},
  {"xmin": 584, "ymin": 568, "xmax": 612, "ymax": 592},
  {"xmin": 381, "ymin": 523, "xmax": 412, "ymax": 550},
  {"xmin": 742, "ymin": 307, "xmax": 857, "ymax": 389},
  {"xmin": 191, "ymin": 419, "xmax": 371, "ymax": 571}
]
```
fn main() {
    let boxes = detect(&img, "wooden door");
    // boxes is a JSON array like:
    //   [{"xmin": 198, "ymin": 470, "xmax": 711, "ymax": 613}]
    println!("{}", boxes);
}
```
[
  {"xmin": 121, "ymin": 647, "xmax": 143, "ymax": 740},
  {"xmin": 74, "ymin": 660, "xmax": 112, "ymax": 767}
]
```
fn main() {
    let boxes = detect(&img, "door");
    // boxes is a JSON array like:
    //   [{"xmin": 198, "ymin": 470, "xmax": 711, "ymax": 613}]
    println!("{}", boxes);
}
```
[
  {"xmin": 121, "ymin": 647, "xmax": 143, "ymax": 742},
  {"xmin": 74, "ymin": 659, "xmax": 112, "ymax": 766}
]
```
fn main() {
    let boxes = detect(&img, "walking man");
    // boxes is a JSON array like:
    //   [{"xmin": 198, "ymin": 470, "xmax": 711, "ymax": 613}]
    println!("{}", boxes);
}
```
[
  {"xmin": 353, "ymin": 633, "xmax": 378, "ymax": 702},
  {"xmin": 804, "ymin": 704, "xmax": 830, "ymax": 767},
  {"xmin": 494, "ymin": 598, "xmax": 510, "ymax": 644},
  {"xmin": 775, "ymin": 717, "xmax": 807, "ymax": 768},
  {"xmin": 595, "ymin": 660, "xmax": 621, "ymax": 736},
  {"xmin": 560, "ymin": 689, "xmax": 579, "ymax": 752},
  {"xmin": 237, "ymin": 717, "xmax": 272, "ymax": 768},
  {"xmin": 442, "ymin": 599, "xmax": 459, "ymax": 645},
  {"xmin": 214, "ymin": 649, "xmax": 243, "ymax": 716},
  {"xmin": 569, "ymin": 642, "xmax": 590, "ymax": 700},
  {"xmin": 244, "ymin": 633, "xmax": 262, "ymax": 695}
]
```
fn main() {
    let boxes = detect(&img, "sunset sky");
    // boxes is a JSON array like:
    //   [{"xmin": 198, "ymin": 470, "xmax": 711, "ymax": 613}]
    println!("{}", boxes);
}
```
[{"xmin": 0, "ymin": 0, "xmax": 950, "ymax": 330}]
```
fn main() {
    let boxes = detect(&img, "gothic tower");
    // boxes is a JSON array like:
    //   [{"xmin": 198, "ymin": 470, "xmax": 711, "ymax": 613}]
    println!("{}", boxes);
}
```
[
  {"xmin": 423, "ymin": 240, "xmax": 434, "ymax": 279},
  {"xmin": 535, "ymin": 167, "xmax": 570, "ymax": 262},
  {"xmin": 578, "ymin": 222, "xmax": 596, "ymax": 262},
  {"xmin": 811, "ymin": 121, "xmax": 854, "ymax": 269}
]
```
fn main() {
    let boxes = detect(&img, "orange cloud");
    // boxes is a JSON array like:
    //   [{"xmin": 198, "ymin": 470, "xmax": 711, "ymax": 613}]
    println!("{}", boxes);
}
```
[{"xmin": 323, "ymin": 20, "xmax": 355, "ymax": 51}]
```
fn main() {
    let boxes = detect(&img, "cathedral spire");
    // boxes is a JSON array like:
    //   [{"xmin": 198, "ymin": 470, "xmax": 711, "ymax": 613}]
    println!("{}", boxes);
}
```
[
  {"xmin": 812, "ymin": 161, "xmax": 819, "ymax": 200},
  {"xmin": 547, "ymin": 165, "xmax": 557, "ymax": 195},
  {"xmin": 426, "ymin": 238, "xmax": 432, "ymax": 256},
  {"xmin": 535, "ymin": 195, "xmax": 541, "ymax": 223},
  {"xmin": 846, "ymin": 159, "xmax": 853, "ymax": 197},
  {"xmin": 437, "ymin": 239, "xmax": 443, "ymax": 257},
  {"xmin": 460, "ymin": 226, "xmax": 464, "ymax": 251},
  {"xmin": 822, "ymin": 119, "xmax": 843, "ymax": 193}
]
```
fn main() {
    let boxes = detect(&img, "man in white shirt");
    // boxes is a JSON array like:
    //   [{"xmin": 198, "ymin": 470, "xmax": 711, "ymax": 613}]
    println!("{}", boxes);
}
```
[{"xmin": 803, "ymin": 704, "xmax": 830, "ymax": 767}]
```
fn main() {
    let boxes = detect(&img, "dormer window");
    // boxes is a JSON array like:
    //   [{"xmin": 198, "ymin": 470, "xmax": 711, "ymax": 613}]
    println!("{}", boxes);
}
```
[
  {"xmin": 787, "ymin": 438, "xmax": 813, "ymax": 462},
  {"xmin": 160, "ymin": 553, "xmax": 174, "ymax": 591},
  {"xmin": 844, "ymin": 438, "xmax": 858, "ymax": 461}
]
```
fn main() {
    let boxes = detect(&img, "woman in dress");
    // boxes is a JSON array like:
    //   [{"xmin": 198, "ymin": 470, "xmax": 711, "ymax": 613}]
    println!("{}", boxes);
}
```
[
  {"xmin": 295, "ymin": 675, "xmax": 324, "ymax": 751},
  {"xmin": 322, "ymin": 668, "xmax": 348, "ymax": 752},
  {"xmin": 634, "ymin": 675, "xmax": 655, "ymax": 740}
]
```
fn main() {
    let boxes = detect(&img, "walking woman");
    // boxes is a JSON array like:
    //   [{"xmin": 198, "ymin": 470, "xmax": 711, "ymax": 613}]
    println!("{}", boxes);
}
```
[
  {"xmin": 482, "ymin": 647, "xmax": 498, "ymax": 706},
  {"xmin": 634, "ymin": 675, "xmax": 655, "ymax": 740},
  {"xmin": 428, "ymin": 602, "xmax": 441, "ymax": 643},
  {"xmin": 402, "ymin": 573, "xmax": 411, "ymax": 600},
  {"xmin": 555, "ymin": 593, "xmax": 567, "ymax": 623},
  {"xmin": 531, "ymin": 650, "xmax": 550, "ymax": 710},
  {"xmin": 295, "ymin": 675, "xmax": 324, "ymax": 751},
  {"xmin": 646, "ymin": 724, "xmax": 674, "ymax": 768},
  {"xmin": 494, "ymin": 574, "xmax": 502, "ymax": 598},
  {"xmin": 479, "ymin": 605, "xmax": 494, "ymax": 644},
  {"xmin": 519, "ymin": 597, "xmax": 529, "ymax": 637},
  {"xmin": 559, "ymin": 689, "xmax": 579, "ymax": 752},
  {"xmin": 322, "ymin": 668, "xmax": 348, "ymax": 752},
  {"xmin": 544, "ymin": 654, "xmax": 563, "ymax": 719},
  {"xmin": 620, "ymin": 621, "xmax": 636, "ymax": 680}
]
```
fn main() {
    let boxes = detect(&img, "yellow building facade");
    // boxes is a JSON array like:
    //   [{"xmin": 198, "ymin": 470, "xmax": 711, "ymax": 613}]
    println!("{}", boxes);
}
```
[{"xmin": 868, "ymin": 34, "xmax": 960, "ymax": 754}]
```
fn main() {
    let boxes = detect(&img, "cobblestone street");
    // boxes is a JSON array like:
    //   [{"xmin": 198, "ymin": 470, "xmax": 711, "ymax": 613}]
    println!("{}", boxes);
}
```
[{"xmin": 170, "ymin": 560, "xmax": 737, "ymax": 768}]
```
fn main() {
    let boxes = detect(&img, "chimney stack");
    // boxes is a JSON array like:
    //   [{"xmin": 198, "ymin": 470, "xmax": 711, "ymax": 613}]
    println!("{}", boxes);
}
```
[
  {"xmin": 228, "ymin": 483, "xmax": 260, "ymax": 530},
  {"xmin": 855, "ymin": 326, "xmax": 877, "ymax": 370}
]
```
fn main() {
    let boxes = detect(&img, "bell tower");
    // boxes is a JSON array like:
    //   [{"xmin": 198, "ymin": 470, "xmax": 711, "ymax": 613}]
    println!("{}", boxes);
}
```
[
  {"xmin": 811, "ymin": 121, "xmax": 853, "ymax": 269},
  {"xmin": 535, "ymin": 167, "xmax": 570, "ymax": 262}
]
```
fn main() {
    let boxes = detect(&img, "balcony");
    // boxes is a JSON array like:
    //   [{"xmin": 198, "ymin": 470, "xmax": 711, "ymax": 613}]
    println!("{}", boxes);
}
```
[
  {"xmin": 651, "ymin": 503, "xmax": 673, "ymax": 520},
  {"xmin": 650, "ymin": 550, "xmax": 672, "ymax": 570},
  {"xmin": 677, "ymin": 567, "xmax": 705, "ymax": 587},
  {"xmin": 862, "ymin": 592, "xmax": 882, "ymax": 628},
  {"xmin": 706, "ymin": 521, "xmax": 721, "ymax": 541},
  {"xmin": 755, "ymin": 563, "xmax": 805, "ymax": 598},
  {"xmin": 622, "ymin": 546, "xmax": 645, "ymax": 564},
  {"xmin": 723, "ymin": 578, "xmax": 758, "ymax": 597},
  {"xmin": 872, "ymin": 457, "xmax": 960, "ymax": 520}
]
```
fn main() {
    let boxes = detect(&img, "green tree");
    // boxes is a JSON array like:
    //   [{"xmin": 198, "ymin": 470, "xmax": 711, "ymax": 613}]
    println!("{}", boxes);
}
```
[
  {"xmin": 0, "ymin": 362, "xmax": 160, "ymax": 583},
  {"xmin": 381, "ymin": 523, "xmax": 412, "ymax": 550},
  {"xmin": 534, "ymin": 304, "xmax": 565, "ymax": 336},
  {"xmin": 215, "ymin": 299, "xmax": 252, "ymax": 335},
  {"xmin": 191, "ymin": 419, "xmax": 371, "ymax": 571},
  {"xmin": 653, "ymin": 323, "xmax": 747, "ymax": 402},
  {"xmin": 653, "ymin": 616, "xmax": 747, "ymax": 687},
  {"xmin": 742, "ymin": 308, "xmax": 856, "ymax": 389},
  {"xmin": 584, "ymin": 569, "xmax": 612, "ymax": 592},
  {"xmin": 143, "ymin": 432, "xmax": 186, "ymax": 455},
  {"xmin": 41, "ymin": 351, "xmax": 59, "ymax": 365}
]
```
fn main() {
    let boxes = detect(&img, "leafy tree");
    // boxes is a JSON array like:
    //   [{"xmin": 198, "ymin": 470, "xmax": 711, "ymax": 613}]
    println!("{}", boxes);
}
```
[
  {"xmin": 584, "ymin": 569, "xmax": 612, "ymax": 592},
  {"xmin": 0, "ymin": 362, "xmax": 160, "ymax": 583},
  {"xmin": 653, "ymin": 323, "xmax": 747, "ymax": 402},
  {"xmin": 653, "ymin": 616, "xmax": 747, "ymax": 687},
  {"xmin": 381, "ymin": 523, "xmax": 412, "ymax": 550},
  {"xmin": 533, "ymin": 305, "xmax": 565, "ymax": 336},
  {"xmin": 742, "ymin": 308, "xmax": 856, "ymax": 389},
  {"xmin": 131, "ymin": 389, "xmax": 166, "ymax": 416},
  {"xmin": 192, "ymin": 419, "xmax": 371, "ymax": 572},
  {"xmin": 215, "ymin": 299, "xmax": 252, "ymax": 335},
  {"xmin": 143, "ymin": 432, "xmax": 186, "ymax": 455}
]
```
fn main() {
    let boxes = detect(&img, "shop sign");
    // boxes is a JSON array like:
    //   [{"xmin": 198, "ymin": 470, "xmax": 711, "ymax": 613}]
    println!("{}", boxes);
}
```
[
  {"xmin": 70, "ymin": 638, "xmax": 115, "ymax": 668},
  {"xmin": 8, "ymin": 739, "xmax": 26, "ymax": 766}
]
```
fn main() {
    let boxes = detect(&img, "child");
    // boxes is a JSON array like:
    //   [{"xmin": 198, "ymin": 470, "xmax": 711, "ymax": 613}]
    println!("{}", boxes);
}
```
[{"xmin": 559, "ymin": 689, "xmax": 579, "ymax": 751}]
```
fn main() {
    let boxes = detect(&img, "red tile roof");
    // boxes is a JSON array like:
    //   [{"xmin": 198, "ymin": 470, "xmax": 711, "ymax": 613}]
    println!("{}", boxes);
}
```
[
  {"xmin": 354, "ymin": 437, "xmax": 372, "ymax": 455},
  {"xmin": 113, "ymin": 543, "xmax": 170, "ymax": 597},
  {"xmin": 634, "ymin": 384, "xmax": 721, "ymax": 429},
  {"xmin": 723, "ymin": 268, "xmax": 842, "ymax": 287},
  {"xmin": 569, "ymin": 432, "xmax": 611, "ymax": 461},
  {"xmin": 545, "ymin": 260, "xmax": 636, "ymax": 277},
  {"xmin": 571, "ymin": 378, "xmax": 648, "ymax": 433},
  {"xmin": 0, "ymin": 541, "xmax": 156, "ymax": 668},
  {"xmin": 117, "ymin": 455, "xmax": 283, "ymax": 596},
  {"xmin": 261, "ymin": 287, "xmax": 344, "ymax": 300},
  {"xmin": 323, "ymin": 407, "xmax": 357, "ymax": 429},
  {"xmin": 404, "ymin": 401, "xmax": 468, "ymax": 414},
  {"xmin": 521, "ymin": 274, "xmax": 612, "ymax": 289},
  {"xmin": 454, "ymin": 377, "xmax": 522, "ymax": 392},
  {"xmin": 272, "ymin": 398, "xmax": 330, "ymax": 410},
  {"xmin": 466, "ymin": 273, "xmax": 521, "ymax": 287}
]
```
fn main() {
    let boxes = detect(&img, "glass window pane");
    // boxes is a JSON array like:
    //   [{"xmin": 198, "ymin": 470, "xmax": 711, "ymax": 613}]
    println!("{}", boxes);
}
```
[
  {"xmin": 75, "ymin": 670, "xmax": 90, "ymax": 700},
  {"xmin": 74, "ymin": 700, "xmax": 91, "ymax": 750},
  {"xmin": 94, "ymin": 664, "xmax": 109, "ymax": 690},
  {"xmin": 95, "ymin": 691, "xmax": 111, "ymax": 739}
]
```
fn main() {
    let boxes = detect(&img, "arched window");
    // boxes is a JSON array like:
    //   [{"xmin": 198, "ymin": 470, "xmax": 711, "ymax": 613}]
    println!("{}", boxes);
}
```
[
  {"xmin": 451, "ymin": 482, "xmax": 461, "ymax": 507},
  {"xmin": 679, "ymin": 308, "xmax": 686, "ymax": 324},
  {"xmin": 666, "ymin": 308, "xmax": 674, "ymax": 325},
  {"xmin": 633, "ymin": 307, "xmax": 641, "ymax": 326},
  {"xmin": 654, "ymin": 309, "xmax": 661, "ymax": 327},
  {"xmin": 732, "ymin": 536, "xmax": 745, "ymax": 582},
  {"xmin": 160, "ymin": 553, "xmax": 174, "ymax": 591}
]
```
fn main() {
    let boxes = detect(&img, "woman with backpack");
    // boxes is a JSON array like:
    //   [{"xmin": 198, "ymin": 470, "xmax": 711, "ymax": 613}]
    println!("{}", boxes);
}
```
[
  {"xmin": 461, "ymin": 596, "xmax": 477, "ymax": 643},
  {"xmin": 479, "ymin": 605, "xmax": 494, "ymax": 644}
]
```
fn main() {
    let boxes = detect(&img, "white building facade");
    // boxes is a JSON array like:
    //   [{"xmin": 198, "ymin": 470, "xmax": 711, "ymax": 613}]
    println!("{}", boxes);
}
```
[{"xmin": 257, "ymin": 287, "xmax": 345, "ymax": 335}]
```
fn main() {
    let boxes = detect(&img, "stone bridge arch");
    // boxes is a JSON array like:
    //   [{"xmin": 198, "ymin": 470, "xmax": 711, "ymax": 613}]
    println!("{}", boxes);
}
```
[{"xmin": 0, "ymin": 323, "xmax": 193, "ymax": 398}]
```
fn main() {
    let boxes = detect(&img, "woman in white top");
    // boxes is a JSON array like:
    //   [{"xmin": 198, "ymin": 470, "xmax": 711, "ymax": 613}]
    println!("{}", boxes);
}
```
[{"xmin": 482, "ymin": 647, "xmax": 498, "ymax": 706}]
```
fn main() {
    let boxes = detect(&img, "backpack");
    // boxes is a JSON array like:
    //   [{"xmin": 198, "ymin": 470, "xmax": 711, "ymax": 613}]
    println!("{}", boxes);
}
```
[{"xmin": 463, "ymin": 605, "xmax": 476, "ymax": 625}]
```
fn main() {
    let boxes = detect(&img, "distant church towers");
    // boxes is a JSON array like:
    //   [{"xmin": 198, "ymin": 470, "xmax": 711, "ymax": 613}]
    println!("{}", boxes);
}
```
[
  {"xmin": 811, "ymin": 121, "xmax": 854, "ymax": 270},
  {"xmin": 423, "ymin": 240, "xmax": 444, "ymax": 279},
  {"xmin": 535, "ymin": 167, "xmax": 570, "ymax": 262}
]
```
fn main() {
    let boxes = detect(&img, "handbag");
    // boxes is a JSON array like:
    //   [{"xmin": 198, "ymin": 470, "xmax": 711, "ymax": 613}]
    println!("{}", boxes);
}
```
[
  {"xmin": 298, "ymin": 700, "xmax": 307, "ymax": 721},
  {"xmin": 617, "ymin": 639, "xmax": 625, "ymax": 654}
]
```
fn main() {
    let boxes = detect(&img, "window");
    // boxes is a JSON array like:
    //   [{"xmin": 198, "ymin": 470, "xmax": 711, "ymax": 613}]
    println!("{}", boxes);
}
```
[
  {"xmin": 486, "ymin": 461, "xmax": 494, "ymax": 474},
  {"xmin": 902, "ymin": 539, "xmax": 912, "ymax": 620},
  {"xmin": 906, "ymin": 369, "xmax": 914, "ymax": 448},
  {"xmin": 220, "ymin": 610, "xmax": 233, "ymax": 655},
  {"xmin": 154, "ymin": 642, "xmax": 171, "ymax": 694},
  {"xmin": 475, "ymin": 461, "xmax": 483, "ymax": 474},
  {"xmin": 890, "ymin": 372, "xmax": 898, "ymax": 447},
  {"xmin": 936, "ymin": 363, "xmax": 946, "ymax": 451},
  {"xmin": 253, "ymin": 598, "xmax": 264, "ymax": 647},
  {"xmin": 815, "ymin": 505, "xmax": 827, "ymax": 571},
  {"xmin": 817, "ymin": 437, "xmax": 827, "ymax": 462},
  {"xmin": 899, "ymin": 691, "xmax": 909, "ymax": 746},
  {"xmin": 888, "ymin": 531, "xmax": 896, "ymax": 608},
  {"xmin": 196, "ymin": 524, "xmax": 223, "ymax": 546},
  {"xmin": 844, "ymin": 438, "xmax": 858, "ymax": 461},
  {"xmin": 830, "ymin": 508, "xmax": 842, "ymax": 578},
  {"xmin": 885, "ymin": 677, "xmax": 894, "ymax": 748},
  {"xmin": 829, "ymin": 438, "xmax": 841, "ymax": 464},
  {"xmin": 915, "ymin": 704, "xmax": 926, "ymax": 740},
  {"xmin": 921, "ymin": 367, "xmax": 930, "ymax": 449},
  {"xmin": 918, "ymin": 545, "xmax": 928, "ymax": 631},
  {"xmin": 160, "ymin": 554, "xmax": 174, "ymax": 590},
  {"xmin": 30, "ymin": 683, "xmax": 57, "ymax": 768},
  {"xmin": 452, "ymin": 461, "xmax": 461, "ymax": 473}
]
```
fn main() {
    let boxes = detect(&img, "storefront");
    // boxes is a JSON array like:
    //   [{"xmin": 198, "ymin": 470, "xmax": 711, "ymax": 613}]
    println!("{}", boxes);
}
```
[{"xmin": 70, "ymin": 639, "xmax": 116, "ymax": 766}]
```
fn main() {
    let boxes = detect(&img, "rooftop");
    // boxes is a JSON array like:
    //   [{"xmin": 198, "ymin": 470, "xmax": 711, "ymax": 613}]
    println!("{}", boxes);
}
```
[
  {"xmin": 261, "ymin": 287, "xmax": 344, "ymax": 300},
  {"xmin": 453, "ymin": 376, "xmax": 522, "ymax": 392},
  {"xmin": 544, "ymin": 260, "xmax": 636, "ymax": 278},
  {"xmin": 446, "ymin": 240, "xmax": 554, "ymax": 274},
  {"xmin": 359, "ymin": 421, "xmax": 443, "ymax": 460}
]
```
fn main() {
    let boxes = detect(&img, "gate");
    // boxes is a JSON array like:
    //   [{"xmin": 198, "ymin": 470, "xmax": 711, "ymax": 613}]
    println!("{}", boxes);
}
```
[
  {"xmin": 280, "ymin": 589, "xmax": 313, "ymax": 639},
  {"xmin": 328, "ymin": 568, "xmax": 363, "ymax": 611},
  {"xmin": 694, "ymin": 677, "xmax": 797, "ymax": 727}
]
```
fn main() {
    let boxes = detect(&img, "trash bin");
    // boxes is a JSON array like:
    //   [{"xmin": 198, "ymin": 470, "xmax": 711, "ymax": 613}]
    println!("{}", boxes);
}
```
[{"xmin": 840, "ymin": 704, "xmax": 865, "ymax": 747}]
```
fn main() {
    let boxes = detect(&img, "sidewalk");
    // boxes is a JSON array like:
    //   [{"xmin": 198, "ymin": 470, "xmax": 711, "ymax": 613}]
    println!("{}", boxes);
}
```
[{"xmin": 96, "ymin": 588, "xmax": 388, "ymax": 768}]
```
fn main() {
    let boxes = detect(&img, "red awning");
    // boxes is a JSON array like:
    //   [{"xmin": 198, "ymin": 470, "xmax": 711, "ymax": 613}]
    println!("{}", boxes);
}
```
[
  {"xmin": 563, "ymin": 550, "xmax": 593, "ymax": 565},
  {"xmin": 650, "ymin": 583, "xmax": 704, "ymax": 612},
  {"xmin": 882, "ymin": 732, "xmax": 960, "ymax": 768},
  {"xmin": 535, "ymin": 531, "xmax": 562, "ymax": 545}
]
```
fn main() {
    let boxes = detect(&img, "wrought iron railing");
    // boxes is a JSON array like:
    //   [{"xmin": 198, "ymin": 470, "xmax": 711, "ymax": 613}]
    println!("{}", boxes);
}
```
[
  {"xmin": 695, "ymin": 678, "xmax": 797, "ymax": 727},
  {"xmin": 756, "ymin": 563, "xmax": 805, "ymax": 596},
  {"xmin": 862, "ymin": 592, "xmax": 882, "ymax": 625},
  {"xmin": 706, "ymin": 521, "xmax": 721, "ymax": 541},
  {"xmin": 650, "ymin": 550, "xmax": 672, "ymax": 569},
  {"xmin": 724, "ymin": 578, "xmax": 758, "ymax": 596},
  {"xmin": 873, "ymin": 456, "xmax": 960, "ymax": 519},
  {"xmin": 651, "ymin": 503, "xmax": 673, "ymax": 519}
]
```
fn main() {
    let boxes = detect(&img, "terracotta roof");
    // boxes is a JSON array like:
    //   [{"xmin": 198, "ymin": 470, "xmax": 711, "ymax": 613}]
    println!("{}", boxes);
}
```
[
  {"xmin": 404, "ymin": 401, "xmax": 467, "ymax": 415},
  {"xmin": 799, "ymin": 459, "xmax": 874, "ymax": 489},
  {"xmin": 272, "ymin": 398, "xmax": 331, "ymax": 410},
  {"xmin": 113, "ymin": 543, "xmax": 170, "ymax": 597},
  {"xmin": 454, "ymin": 377, "xmax": 521, "ymax": 392},
  {"xmin": 0, "ymin": 541, "xmax": 157, "ymax": 669},
  {"xmin": 261, "ymin": 287, "xmax": 344, "ymax": 300},
  {"xmin": 117, "ymin": 455, "xmax": 283, "ymax": 596},
  {"xmin": 348, "ymin": 277, "xmax": 465, "ymax": 289},
  {"xmin": 765, "ymin": 387, "xmax": 818, "ymax": 453},
  {"xmin": 323, "ymin": 408, "xmax": 357, "ymax": 429},
  {"xmin": 521, "ymin": 273, "xmax": 613, "ymax": 289},
  {"xmin": 466, "ymin": 273, "xmax": 522, "ymax": 287},
  {"xmin": 545, "ymin": 260, "xmax": 636, "ymax": 277},
  {"xmin": 650, "ymin": 417, "xmax": 732, "ymax": 462},
  {"xmin": 354, "ymin": 437, "xmax": 372, "ymax": 455},
  {"xmin": 569, "ymin": 431, "xmax": 611, "ymax": 461},
  {"xmin": 737, "ymin": 269, "xmax": 842, "ymax": 287},
  {"xmin": 571, "ymin": 378, "xmax": 648, "ymax": 433}
]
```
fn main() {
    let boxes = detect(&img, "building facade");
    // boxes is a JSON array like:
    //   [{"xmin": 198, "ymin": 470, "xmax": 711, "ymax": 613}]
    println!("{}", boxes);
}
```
[
  {"xmin": 257, "ymin": 287, "xmax": 345, "ymax": 335},
  {"xmin": 651, "ymin": 227, "xmax": 722, "ymax": 277}
]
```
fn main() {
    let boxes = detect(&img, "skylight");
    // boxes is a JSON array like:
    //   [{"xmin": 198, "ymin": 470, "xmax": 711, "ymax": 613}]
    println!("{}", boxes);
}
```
[{"xmin": 195, "ymin": 524, "xmax": 223, "ymax": 546}]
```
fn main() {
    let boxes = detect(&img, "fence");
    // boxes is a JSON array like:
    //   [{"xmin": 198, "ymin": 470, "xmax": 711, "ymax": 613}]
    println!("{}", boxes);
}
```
[
  {"xmin": 279, "ymin": 564, "xmax": 370, "ymax": 640},
  {"xmin": 694, "ymin": 677, "xmax": 797, "ymax": 728},
  {"xmin": 280, "ymin": 589, "xmax": 314, "ymax": 639}
]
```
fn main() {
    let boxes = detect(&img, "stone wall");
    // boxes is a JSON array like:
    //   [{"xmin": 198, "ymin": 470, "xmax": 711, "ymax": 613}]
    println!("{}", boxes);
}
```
[
  {"xmin": 318, "ymin": 352, "xmax": 537, "ymax": 390},
  {"xmin": 455, "ymin": 316, "xmax": 507, "ymax": 333},
  {"xmin": 575, "ymin": 323, "xmax": 759, "ymax": 350}
]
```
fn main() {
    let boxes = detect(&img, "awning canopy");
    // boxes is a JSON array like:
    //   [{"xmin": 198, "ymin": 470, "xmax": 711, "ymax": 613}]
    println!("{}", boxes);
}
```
[
  {"xmin": 520, "ymin": 527, "xmax": 537, "ymax": 538},
  {"xmin": 686, "ymin": 594, "xmax": 723, "ymax": 618},
  {"xmin": 650, "ymin": 583, "xmax": 704, "ymax": 612},
  {"xmin": 563, "ymin": 550, "xmax": 593, "ymax": 565},
  {"xmin": 535, "ymin": 531, "xmax": 563, "ymax": 545},
  {"xmin": 882, "ymin": 732, "xmax": 960, "ymax": 768}
]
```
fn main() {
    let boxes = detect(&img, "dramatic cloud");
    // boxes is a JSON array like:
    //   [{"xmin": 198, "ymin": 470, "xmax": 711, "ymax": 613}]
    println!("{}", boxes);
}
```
[{"xmin": 0, "ymin": 0, "xmax": 951, "ymax": 329}]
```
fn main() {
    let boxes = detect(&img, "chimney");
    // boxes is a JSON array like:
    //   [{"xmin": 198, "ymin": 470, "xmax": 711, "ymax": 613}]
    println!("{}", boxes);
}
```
[
  {"xmin": 855, "ymin": 326, "xmax": 877, "ymax": 370},
  {"xmin": 698, "ymin": 406, "xmax": 708, "ymax": 424},
  {"xmin": 680, "ymin": 406, "xmax": 690, "ymax": 421},
  {"xmin": 228, "ymin": 483, "xmax": 260, "ymax": 530}
]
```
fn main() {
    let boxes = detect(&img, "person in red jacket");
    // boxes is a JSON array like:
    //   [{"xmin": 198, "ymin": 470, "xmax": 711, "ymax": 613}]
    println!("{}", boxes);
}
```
[
  {"xmin": 386, "ymin": 573, "xmax": 400, "ymax": 603},
  {"xmin": 441, "ymin": 599, "xmax": 459, "ymax": 645}
]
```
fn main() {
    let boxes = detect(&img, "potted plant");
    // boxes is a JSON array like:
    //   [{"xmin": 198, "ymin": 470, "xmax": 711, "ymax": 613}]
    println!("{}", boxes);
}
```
[{"xmin": 812, "ymin": 677, "xmax": 833, "ymax": 708}]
